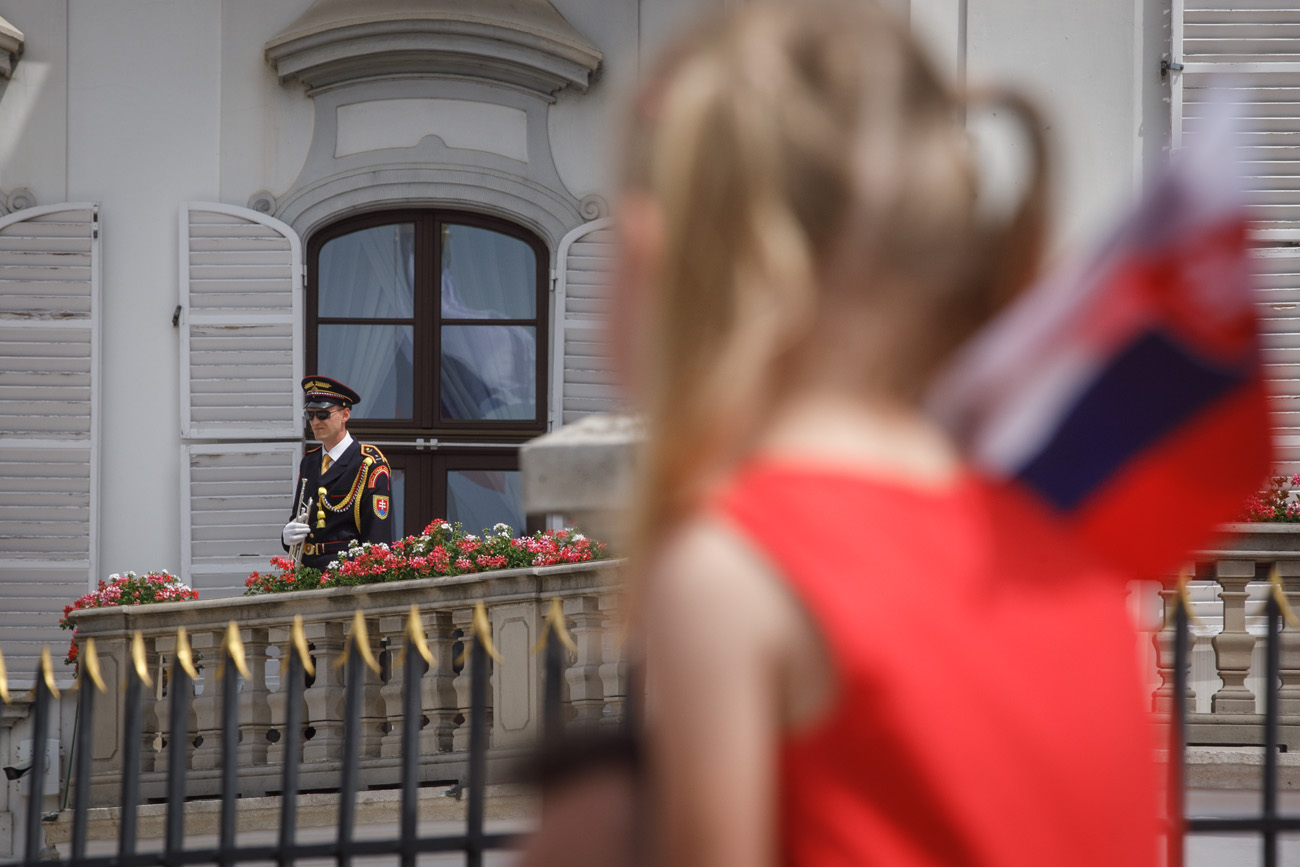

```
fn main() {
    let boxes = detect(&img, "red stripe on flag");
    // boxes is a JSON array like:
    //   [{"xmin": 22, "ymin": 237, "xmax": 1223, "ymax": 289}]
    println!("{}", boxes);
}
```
[{"xmin": 1070, "ymin": 382, "xmax": 1273, "ymax": 581}]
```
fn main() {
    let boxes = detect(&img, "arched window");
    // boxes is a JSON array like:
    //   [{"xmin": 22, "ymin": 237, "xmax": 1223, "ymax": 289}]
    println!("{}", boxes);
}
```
[{"xmin": 306, "ymin": 210, "xmax": 548, "ymax": 536}]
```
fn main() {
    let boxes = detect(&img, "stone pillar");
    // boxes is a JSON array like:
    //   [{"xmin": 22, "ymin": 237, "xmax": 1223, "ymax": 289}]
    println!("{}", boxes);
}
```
[
  {"xmin": 153, "ymin": 631, "xmax": 198, "ymax": 769},
  {"xmin": 1275, "ymin": 562, "xmax": 1300, "ymax": 715},
  {"xmin": 565, "ymin": 595, "xmax": 605, "ymax": 732},
  {"xmin": 378, "ymin": 613, "xmax": 408, "ymax": 759},
  {"xmin": 424, "ymin": 611, "xmax": 459, "ymax": 754},
  {"xmin": 237, "ymin": 626, "xmax": 272, "ymax": 766},
  {"xmin": 188, "ymin": 627, "xmax": 220, "ymax": 770},
  {"xmin": 598, "ymin": 592, "xmax": 627, "ymax": 731},
  {"xmin": 302, "ymin": 620, "xmax": 346, "ymax": 762},
  {"xmin": 490, "ymin": 600, "xmax": 541, "ymax": 750},
  {"xmin": 1211, "ymin": 559, "xmax": 1259, "ymax": 714},
  {"xmin": 451, "ymin": 607, "xmax": 478, "ymax": 753},
  {"xmin": 1152, "ymin": 583, "xmax": 1196, "ymax": 714},
  {"xmin": 358, "ymin": 615, "xmax": 385, "ymax": 758}
]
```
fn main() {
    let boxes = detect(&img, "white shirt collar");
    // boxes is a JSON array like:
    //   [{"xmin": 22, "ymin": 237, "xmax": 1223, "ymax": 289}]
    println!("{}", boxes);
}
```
[{"xmin": 325, "ymin": 432, "xmax": 354, "ymax": 463}]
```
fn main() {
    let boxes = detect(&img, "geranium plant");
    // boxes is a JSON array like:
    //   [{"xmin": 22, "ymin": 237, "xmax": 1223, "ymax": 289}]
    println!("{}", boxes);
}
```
[
  {"xmin": 245, "ymin": 521, "xmax": 608, "ymax": 595},
  {"xmin": 59, "ymin": 571, "xmax": 199, "ymax": 668},
  {"xmin": 1239, "ymin": 475, "xmax": 1300, "ymax": 523}
]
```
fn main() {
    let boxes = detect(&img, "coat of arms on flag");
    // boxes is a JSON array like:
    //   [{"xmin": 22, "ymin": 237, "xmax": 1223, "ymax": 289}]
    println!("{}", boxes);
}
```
[{"xmin": 929, "ymin": 95, "xmax": 1273, "ymax": 580}]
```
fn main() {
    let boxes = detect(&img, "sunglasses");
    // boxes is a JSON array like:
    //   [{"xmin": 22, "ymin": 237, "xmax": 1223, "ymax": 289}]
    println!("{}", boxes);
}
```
[{"xmin": 304, "ymin": 408, "xmax": 340, "ymax": 422}]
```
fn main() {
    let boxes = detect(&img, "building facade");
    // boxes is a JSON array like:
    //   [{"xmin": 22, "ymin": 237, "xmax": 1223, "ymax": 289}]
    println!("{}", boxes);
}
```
[{"xmin": 0, "ymin": 0, "xmax": 1269, "ymax": 684}]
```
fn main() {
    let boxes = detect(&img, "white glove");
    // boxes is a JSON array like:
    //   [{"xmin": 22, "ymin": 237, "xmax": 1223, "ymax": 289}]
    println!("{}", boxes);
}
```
[{"xmin": 282, "ymin": 521, "xmax": 311, "ymax": 546}]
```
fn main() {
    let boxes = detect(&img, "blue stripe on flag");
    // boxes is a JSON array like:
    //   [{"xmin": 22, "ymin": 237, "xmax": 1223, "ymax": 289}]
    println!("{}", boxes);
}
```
[{"xmin": 1016, "ymin": 330, "xmax": 1249, "ymax": 511}]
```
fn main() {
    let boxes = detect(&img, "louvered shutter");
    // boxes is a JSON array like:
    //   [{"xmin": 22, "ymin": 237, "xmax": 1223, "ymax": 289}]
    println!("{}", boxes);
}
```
[
  {"xmin": 181, "ymin": 441, "xmax": 302, "ymax": 596},
  {"xmin": 0, "ymin": 203, "xmax": 100, "ymax": 681},
  {"xmin": 180, "ymin": 202, "xmax": 304, "ymax": 439},
  {"xmin": 550, "ymin": 218, "xmax": 620, "ymax": 428},
  {"xmin": 1176, "ymin": 2, "xmax": 1300, "ymax": 471}
]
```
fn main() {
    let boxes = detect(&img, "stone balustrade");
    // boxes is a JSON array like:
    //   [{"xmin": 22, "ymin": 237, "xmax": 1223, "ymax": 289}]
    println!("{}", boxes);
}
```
[
  {"xmin": 66, "ymin": 560, "xmax": 624, "ymax": 807},
  {"xmin": 1150, "ymin": 523, "xmax": 1300, "ymax": 751},
  {"xmin": 57, "ymin": 521, "xmax": 1300, "ymax": 807}
]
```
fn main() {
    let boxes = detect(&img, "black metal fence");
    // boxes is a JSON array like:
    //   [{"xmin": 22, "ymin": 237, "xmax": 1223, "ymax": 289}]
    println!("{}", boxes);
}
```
[
  {"xmin": 1169, "ymin": 565, "xmax": 1300, "ymax": 867},
  {"xmin": 6, "ymin": 578, "xmax": 1297, "ymax": 866},
  {"xmin": 0, "ymin": 601, "xmax": 579, "ymax": 867}
]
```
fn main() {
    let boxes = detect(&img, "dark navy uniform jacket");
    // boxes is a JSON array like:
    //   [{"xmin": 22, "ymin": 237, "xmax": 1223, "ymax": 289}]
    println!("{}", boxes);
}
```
[{"xmin": 284, "ymin": 438, "xmax": 393, "ymax": 570}]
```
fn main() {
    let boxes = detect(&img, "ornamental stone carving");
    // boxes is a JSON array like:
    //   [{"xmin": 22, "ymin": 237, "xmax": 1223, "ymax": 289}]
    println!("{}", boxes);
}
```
[
  {"xmin": 0, "ymin": 16, "xmax": 22, "ymax": 80},
  {"xmin": 264, "ymin": 0, "xmax": 602, "ymax": 99}
]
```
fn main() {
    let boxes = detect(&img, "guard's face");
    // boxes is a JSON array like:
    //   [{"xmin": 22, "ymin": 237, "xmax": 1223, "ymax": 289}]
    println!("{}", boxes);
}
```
[{"xmin": 309, "ymin": 405, "xmax": 350, "ymax": 444}]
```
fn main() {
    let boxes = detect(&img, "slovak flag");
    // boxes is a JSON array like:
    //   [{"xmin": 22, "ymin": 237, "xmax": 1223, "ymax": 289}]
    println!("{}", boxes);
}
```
[{"xmin": 929, "ymin": 98, "xmax": 1273, "ymax": 580}]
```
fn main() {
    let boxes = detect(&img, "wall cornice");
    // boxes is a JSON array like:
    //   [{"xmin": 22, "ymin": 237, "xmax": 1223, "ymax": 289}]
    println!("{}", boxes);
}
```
[{"xmin": 264, "ymin": 0, "xmax": 602, "ymax": 98}]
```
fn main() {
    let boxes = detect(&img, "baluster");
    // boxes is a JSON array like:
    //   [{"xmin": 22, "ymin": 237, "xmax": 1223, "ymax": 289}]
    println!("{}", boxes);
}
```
[
  {"xmin": 598, "ymin": 592, "xmax": 627, "ymax": 731},
  {"xmin": 238, "ymin": 625, "xmax": 272, "ymax": 767},
  {"xmin": 266, "ymin": 634, "xmax": 293, "ymax": 767},
  {"xmin": 565, "ymin": 596, "xmax": 605, "ymax": 732},
  {"xmin": 359, "ymin": 614, "xmax": 386, "ymax": 758},
  {"xmin": 153, "ymin": 631, "xmax": 198, "ymax": 771},
  {"xmin": 379, "ymin": 613, "xmax": 408, "ymax": 758},
  {"xmin": 131, "ymin": 633, "xmax": 162, "ymax": 775},
  {"xmin": 1276, "ymin": 562, "xmax": 1300, "ymax": 716},
  {"xmin": 1152, "ymin": 580, "xmax": 1196, "ymax": 713},
  {"xmin": 302, "ymin": 619, "xmax": 346, "ymax": 762},
  {"xmin": 424, "ymin": 611, "xmax": 459, "ymax": 753},
  {"xmin": 189, "ymin": 627, "xmax": 221, "ymax": 769},
  {"xmin": 1211, "ymin": 559, "xmax": 1259, "ymax": 714},
  {"xmin": 452, "ymin": 607, "xmax": 475, "ymax": 752}
]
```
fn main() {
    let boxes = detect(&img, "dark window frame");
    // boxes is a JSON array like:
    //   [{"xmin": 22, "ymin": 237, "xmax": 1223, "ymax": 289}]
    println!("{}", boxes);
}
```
[{"xmin": 306, "ymin": 209, "xmax": 550, "ymax": 439}]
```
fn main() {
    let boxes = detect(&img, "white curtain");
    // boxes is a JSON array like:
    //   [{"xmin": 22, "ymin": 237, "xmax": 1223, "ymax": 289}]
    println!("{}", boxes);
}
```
[{"xmin": 317, "ymin": 225, "xmax": 416, "ymax": 418}]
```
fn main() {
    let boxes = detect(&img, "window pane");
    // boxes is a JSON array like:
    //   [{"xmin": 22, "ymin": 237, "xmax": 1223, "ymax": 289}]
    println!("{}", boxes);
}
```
[
  {"xmin": 447, "ymin": 470, "xmax": 524, "ymax": 534},
  {"xmin": 319, "ymin": 224, "xmax": 415, "ymax": 318},
  {"xmin": 440, "ymin": 325, "xmax": 536, "ymax": 420},
  {"xmin": 441, "ymin": 224, "xmax": 536, "ymax": 319},
  {"xmin": 318, "ymin": 324, "xmax": 414, "ymax": 419}
]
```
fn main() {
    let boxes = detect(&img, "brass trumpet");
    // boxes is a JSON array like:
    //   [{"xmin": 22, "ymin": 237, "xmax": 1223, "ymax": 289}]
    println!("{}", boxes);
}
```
[{"xmin": 289, "ymin": 478, "xmax": 314, "ymax": 567}]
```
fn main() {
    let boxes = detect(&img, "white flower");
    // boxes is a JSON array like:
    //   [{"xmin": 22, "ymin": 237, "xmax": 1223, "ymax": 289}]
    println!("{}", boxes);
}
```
[
  {"xmin": 573, "ymin": 534, "xmax": 586, "ymax": 542},
  {"xmin": 464, "ymin": 534, "xmax": 479, "ymax": 541}
]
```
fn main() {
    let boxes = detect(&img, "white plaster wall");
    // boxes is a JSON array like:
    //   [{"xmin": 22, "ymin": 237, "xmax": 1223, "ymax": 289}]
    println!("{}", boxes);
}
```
[
  {"xmin": 0, "ymin": 1, "xmax": 68, "ymax": 202},
  {"xmin": 911, "ymin": 0, "xmax": 1169, "ymax": 256},
  {"xmin": 218, "ymin": 0, "xmax": 314, "ymax": 205},
  {"xmin": 549, "ymin": 0, "xmax": 721, "ymax": 208},
  {"xmin": 65, "ymin": 0, "xmax": 222, "ymax": 579},
  {"xmin": 966, "ymin": 0, "xmax": 1147, "ymax": 252}
]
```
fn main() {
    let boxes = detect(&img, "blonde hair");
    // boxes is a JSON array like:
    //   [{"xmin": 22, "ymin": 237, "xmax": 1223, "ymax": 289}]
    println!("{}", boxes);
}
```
[{"xmin": 624, "ymin": 0, "xmax": 1048, "ymax": 556}]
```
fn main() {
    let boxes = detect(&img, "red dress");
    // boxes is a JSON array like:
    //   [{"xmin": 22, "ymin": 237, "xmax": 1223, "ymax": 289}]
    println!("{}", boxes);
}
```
[{"xmin": 714, "ymin": 461, "xmax": 1161, "ymax": 867}]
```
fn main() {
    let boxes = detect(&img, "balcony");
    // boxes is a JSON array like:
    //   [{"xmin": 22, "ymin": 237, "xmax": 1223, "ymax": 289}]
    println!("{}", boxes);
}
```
[{"xmin": 65, "ymin": 560, "xmax": 624, "ymax": 806}]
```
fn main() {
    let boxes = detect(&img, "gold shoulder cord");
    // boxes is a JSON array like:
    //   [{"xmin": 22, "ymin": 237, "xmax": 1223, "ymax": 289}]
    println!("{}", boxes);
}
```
[{"xmin": 353, "ymin": 457, "xmax": 373, "ymax": 532}]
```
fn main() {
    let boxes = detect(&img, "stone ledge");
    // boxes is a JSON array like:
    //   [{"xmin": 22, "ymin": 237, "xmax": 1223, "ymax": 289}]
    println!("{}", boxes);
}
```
[{"xmin": 43, "ymin": 784, "xmax": 537, "ymax": 846}]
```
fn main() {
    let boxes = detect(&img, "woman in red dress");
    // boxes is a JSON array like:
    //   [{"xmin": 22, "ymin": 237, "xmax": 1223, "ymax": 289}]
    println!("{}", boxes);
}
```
[{"xmin": 613, "ymin": 1, "xmax": 1163, "ymax": 864}]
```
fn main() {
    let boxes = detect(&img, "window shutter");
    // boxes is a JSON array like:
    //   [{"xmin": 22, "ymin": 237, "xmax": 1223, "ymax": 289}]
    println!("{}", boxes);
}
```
[
  {"xmin": 180, "ymin": 202, "xmax": 304, "ymax": 439},
  {"xmin": 181, "ymin": 441, "xmax": 302, "ymax": 597},
  {"xmin": 1176, "ymin": 2, "xmax": 1300, "ymax": 471},
  {"xmin": 0, "ymin": 203, "xmax": 100, "ymax": 681},
  {"xmin": 550, "ymin": 218, "xmax": 620, "ymax": 428}
]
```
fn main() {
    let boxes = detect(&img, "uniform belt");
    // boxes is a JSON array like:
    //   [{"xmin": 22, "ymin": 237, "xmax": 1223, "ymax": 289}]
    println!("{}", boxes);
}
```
[{"xmin": 303, "ymin": 540, "xmax": 351, "ymax": 556}]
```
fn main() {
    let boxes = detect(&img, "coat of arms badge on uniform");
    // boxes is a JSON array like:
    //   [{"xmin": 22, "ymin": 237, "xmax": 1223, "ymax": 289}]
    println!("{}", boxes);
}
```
[{"xmin": 373, "ymin": 495, "xmax": 389, "ymax": 519}]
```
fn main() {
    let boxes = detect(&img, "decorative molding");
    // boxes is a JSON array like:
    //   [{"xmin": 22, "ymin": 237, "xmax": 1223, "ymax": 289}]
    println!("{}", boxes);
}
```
[
  {"xmin": 578, "ymin": 194, "xmax": 608, "ymax": 220},
  {"xmin": 272, "ymin": 77, "xmax": 591, "ymax": 249},
  {"xmin": 0, "ymin": 15, "xmax": 22, "ymax": 80},
  {"xmin": 264, "ymin": 0, "xmax": 602, "ymax": 99},
  {"xmin": 276, "ymin": 163, "xmax": 585, "ymax": 251},
  {"xmin": 0, "ymin": 187, "xmax": 36, "ymax": 216},
  {"xmin": 247, "ymin": 191, "xmax": 277, "ymax": 214}
]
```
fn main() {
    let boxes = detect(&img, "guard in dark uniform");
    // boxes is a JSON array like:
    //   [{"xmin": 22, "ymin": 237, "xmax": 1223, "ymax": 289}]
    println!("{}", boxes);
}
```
[{"xmin": 281, "ymin": 376, "xmax": 393, "ymax": 570}]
